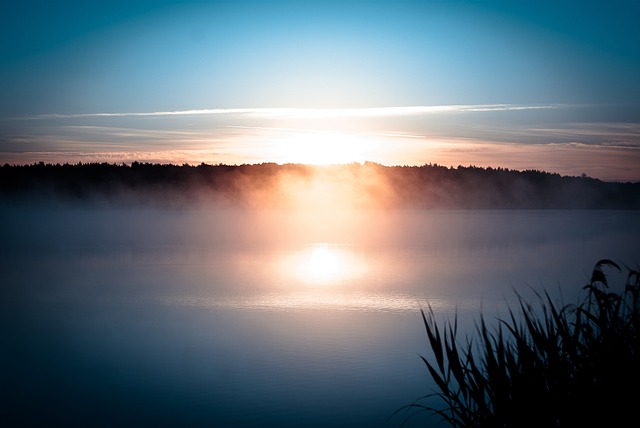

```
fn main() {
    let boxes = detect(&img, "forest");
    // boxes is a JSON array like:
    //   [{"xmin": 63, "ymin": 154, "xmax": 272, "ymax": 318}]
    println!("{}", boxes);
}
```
[{"xmin": 1, "ymin": 162, "xmax": 639, "ymax": 209}]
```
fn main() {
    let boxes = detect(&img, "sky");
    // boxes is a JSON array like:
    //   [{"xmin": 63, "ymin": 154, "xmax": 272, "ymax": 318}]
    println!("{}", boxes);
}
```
[{"xmin": 1, "ymin": 0, "xmax": 639, "ymax": 181}]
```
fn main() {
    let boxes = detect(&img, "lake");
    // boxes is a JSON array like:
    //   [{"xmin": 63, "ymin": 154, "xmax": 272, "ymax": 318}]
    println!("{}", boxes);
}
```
[{"xmin": 1, "ymin": 207, "xmax": 638, "ymax": 427}]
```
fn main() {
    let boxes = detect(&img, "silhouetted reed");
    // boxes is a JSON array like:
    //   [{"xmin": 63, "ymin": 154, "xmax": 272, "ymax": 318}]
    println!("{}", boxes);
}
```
[{"xmin": 400, "ymin": 259, "xmax": 640, "ymax": 427}]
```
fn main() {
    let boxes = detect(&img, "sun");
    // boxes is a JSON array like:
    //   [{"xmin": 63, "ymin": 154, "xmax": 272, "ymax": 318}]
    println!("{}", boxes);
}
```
[{"xmin": 268, "ymin": 130, "xmax": 377, "ymax": 165}]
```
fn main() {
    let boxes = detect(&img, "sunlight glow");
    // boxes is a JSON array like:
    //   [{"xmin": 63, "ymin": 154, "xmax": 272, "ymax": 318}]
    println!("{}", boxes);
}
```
[
  {"xmin": 286, "ymin": 243, "xmax": 367, "ymax": 285},
  {"xmin": 306, "ymin": 244, "xmax": 343, "ymax": 282},
  {"xmin": 267, "ymin": 131, "xmax": 379, "ymax": 165}
]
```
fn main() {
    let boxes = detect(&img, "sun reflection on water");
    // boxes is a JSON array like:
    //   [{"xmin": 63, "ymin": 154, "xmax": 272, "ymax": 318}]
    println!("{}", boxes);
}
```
[
  {"xmin": 290, "ymin": 243, "xmax": 367, "ymax": 285},
  {"xmin": 163, "ymin": 292, "xmax": 460, "ymax": 314}
]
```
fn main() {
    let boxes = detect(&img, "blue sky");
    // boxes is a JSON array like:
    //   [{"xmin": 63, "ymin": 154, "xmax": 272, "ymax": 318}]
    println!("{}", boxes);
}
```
[{"xmin": 1, "ymin": 0, "xmax": 639, "ymax": 180}]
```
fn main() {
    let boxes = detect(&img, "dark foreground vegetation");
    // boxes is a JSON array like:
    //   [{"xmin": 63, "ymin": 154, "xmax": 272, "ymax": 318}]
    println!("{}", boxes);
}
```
[
  {"xmin": 1, "ymin": 162, "xmax": 639, "ymax": 208},
  {"xmin": 402, "ymin": 260, "xmax": 640, "ymax": 427}
]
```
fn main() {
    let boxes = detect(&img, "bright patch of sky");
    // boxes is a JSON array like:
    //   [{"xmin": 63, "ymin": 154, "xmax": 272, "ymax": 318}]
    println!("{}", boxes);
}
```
[{"xmin": 1, "ymin": 0, "xmax": 639, "ymax": 180}]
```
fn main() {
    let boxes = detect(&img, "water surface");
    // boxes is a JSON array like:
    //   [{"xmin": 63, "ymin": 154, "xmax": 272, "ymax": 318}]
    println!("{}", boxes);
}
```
[{"xmin": 1, "ymin": 208, "xmax": 637, "ymax": 427}]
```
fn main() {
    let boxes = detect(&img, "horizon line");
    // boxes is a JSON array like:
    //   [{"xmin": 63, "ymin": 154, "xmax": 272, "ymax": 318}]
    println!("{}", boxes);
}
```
[{"xmin": 1, "ymin": 159, "xmax": 627, "ymax": 181}]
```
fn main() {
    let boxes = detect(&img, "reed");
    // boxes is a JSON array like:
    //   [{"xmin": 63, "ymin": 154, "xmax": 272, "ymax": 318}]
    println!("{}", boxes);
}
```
[{"xmin": 400, "ymin": 259, "xmax": 640, "ymax": 427}]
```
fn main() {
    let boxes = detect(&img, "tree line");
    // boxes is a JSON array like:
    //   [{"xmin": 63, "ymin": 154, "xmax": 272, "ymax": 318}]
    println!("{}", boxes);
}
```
[{"xmin": 1, "ymin": 161, "xmax": 638, "ymax": 209}]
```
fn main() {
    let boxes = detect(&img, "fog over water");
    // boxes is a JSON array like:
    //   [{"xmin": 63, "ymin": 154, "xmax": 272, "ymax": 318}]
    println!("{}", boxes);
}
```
[{"xmin": 1, "ymin": 200, "xmax": 638, "ymax": 427}]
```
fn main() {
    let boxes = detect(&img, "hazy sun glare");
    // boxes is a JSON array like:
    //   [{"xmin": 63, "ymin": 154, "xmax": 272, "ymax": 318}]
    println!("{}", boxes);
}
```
[
  {"xmin": 266, "ymin": 131, "xmax": 379, "ymax": 165},
  {"xmin": 284, "ymin": 243, "xmax": 367, "ymax": 285}
]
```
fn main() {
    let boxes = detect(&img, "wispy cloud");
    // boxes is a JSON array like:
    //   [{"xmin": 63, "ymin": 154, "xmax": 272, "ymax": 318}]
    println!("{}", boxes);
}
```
[
  {"xmin": 14, "ymin": 104, "xmax": 561, "ymax": 121},
  {"xmin": 251, "ymin": 104, "xmax": 561, "ymax": 119},
  {"xmin": 16, "ymin": 109, "xmax": 257, "ymax": 120}
]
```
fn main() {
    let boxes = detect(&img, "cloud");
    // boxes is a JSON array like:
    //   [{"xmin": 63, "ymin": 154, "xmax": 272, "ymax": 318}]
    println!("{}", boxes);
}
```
[
  {"xmin": 14, "ymin": 104, "xmax": 561, "ymax": 121},
  {"xmin": 0, "ymin": 149, "xmax": 231, "ymax": 166}
]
